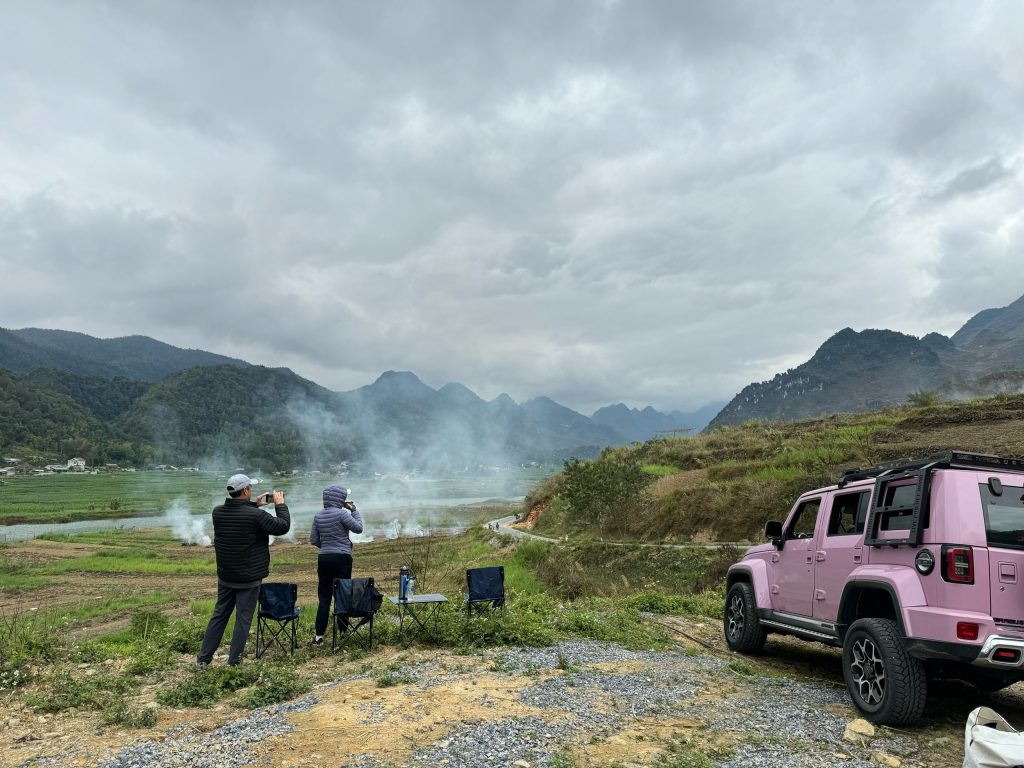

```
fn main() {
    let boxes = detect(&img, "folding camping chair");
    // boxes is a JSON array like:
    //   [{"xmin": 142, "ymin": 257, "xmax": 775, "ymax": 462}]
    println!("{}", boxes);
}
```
[
  {"xmin": 255, "ymin": 582, "xmax": 301, "ymax": 660},
  {"xmin": 465, "ymin": 566, "xmax": 505, "ymax": 617},
  {"xmin": 332, "ymin": 577, "xmax": 383, "ymax": 651}
]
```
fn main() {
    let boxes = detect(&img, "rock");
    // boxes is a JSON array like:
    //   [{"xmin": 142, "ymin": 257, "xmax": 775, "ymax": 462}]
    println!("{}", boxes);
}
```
[
  {"xmin": 843, "ymin": 718, "xmax": 875, "ymax": 743},
  {"xmin": 514, "ymin": 761, "xmax": 532, "ymax": 768},
  {"xmin": 832, "ymin": 754, "xmax": 850, "ymax": 760},
  {"xmin": 870, "ymin": 751, "xmax": 901, "ymax": 767}
]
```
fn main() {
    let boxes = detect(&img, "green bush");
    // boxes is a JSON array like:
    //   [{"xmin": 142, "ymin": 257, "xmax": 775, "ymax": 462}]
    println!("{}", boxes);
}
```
[
  {"xmin": 157, "ymin": 664, "xmax": 261, "ymax": 708},
  {"xmin": 238, "ymin": 664, "xmax": 311, "ymax": 707},
  {"xmin": 559, "ymin": 456, "xmax": 652, "ymax": 532},
  {"xmin": 26, "ymin": 670, "xmax": 136, "ymax": 713}
]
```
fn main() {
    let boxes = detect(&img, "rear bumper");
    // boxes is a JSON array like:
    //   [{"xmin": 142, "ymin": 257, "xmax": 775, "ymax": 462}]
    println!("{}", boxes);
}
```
[
  {"xmin": 904, "ymin": 635, "xmax": 1024, "ymax": 669},
  {"xmin": 975, "ymin": 635, "xmax": 1024, "ymax": 669}
]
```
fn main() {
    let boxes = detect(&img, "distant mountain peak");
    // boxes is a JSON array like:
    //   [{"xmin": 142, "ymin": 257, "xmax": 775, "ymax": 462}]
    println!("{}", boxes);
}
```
[
  {"xmin": 374, "ymin": 370, "xmax": 424, "ymax": 385},
  {"xmin": 438, "ymin": 381, "xmax": 484, "ymax": 406},
  {"xmin": 707, "ymin": 291, "xmax": 1024, "ymax": 430}
]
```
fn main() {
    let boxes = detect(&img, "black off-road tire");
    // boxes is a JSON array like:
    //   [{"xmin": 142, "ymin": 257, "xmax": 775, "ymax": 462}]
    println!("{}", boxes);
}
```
[
  {"xmin": 723, "ymin": 582, "xmax": 767, "ymax": 654},
  {"xmin": 842, "ymin": 618, "xmax": 927, "ymax": 726}
]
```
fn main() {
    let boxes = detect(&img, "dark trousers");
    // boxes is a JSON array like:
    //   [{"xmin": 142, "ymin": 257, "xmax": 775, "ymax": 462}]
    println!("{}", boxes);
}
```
[
  {"xmin": 315, "ymin": 552, "xmax": 353, "ymax": 635},
  {"xmin": 197, "ymin": 582, "xmax": 261, "ymax": 665}
]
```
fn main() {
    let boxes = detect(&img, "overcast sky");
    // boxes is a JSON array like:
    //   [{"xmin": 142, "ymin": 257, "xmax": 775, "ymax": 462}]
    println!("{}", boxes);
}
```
[{"xmin": 2, "ymin": 1, "xmax": 1023, "ymax": 414}]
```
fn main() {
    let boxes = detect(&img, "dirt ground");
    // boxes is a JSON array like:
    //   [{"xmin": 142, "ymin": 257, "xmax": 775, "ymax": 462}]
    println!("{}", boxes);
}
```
[
  {"xmin": 4, "ymin": 611, "xmax": 1013, "ymax": 768},
  {"xmin": 3, "ymin": 536, "xmax": 1021, "ymax": 767}
]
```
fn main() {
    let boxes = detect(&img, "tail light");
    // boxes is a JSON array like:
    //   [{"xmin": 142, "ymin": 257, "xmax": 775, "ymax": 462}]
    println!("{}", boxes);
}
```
[
  {"xmin": 957, "ymin": 622, "xmax": 980, "ymax": 641},
  {"xmin": 993, "ymin": 648, "xmax": 1022, "ymax": 663},
  {"xmin": 942, "ymin": 545, "xmax": 975, "ymax": 584}
]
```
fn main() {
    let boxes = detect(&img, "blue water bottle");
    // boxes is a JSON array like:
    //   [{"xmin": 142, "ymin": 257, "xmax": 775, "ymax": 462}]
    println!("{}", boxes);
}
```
[{"xmin": 399, "ymin": 565, "xmax": 410, "ymax": 601}]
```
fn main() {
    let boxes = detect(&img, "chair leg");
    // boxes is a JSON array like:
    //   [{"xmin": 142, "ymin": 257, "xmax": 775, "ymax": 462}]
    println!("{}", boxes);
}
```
[{"xmin": 256, "ymin": 618, "xmax": 264, "ymax": 660}]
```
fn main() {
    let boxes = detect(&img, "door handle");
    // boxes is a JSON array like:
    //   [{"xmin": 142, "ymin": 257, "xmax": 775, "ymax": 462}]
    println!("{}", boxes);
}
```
[
  {"xmin": 815, "ymin": 551, "xmax": 827, "ymax": 562},
  {"xmin": 853, "ymin": 546, "xmax": 863, "ymax": 564},
  {"xmin": 805, "ymin": 554, "xmax": 813, "ymax": 564}
]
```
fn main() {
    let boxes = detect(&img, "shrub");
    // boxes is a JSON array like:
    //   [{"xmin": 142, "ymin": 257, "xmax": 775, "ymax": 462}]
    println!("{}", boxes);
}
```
[
  {"xmin": 559, "ymin": 457, "xmax": 651, "ymax": 532},
  {"xmin": 157, "ymin": 664, "xmax": 261, "ymax": 708},
  {"xmin": 26, "ymin": 670, "xmax": 136, "ymax": 713},
  {"xmin": 238, "ymin": 665, "xmax": 311, "ymax": 707}
]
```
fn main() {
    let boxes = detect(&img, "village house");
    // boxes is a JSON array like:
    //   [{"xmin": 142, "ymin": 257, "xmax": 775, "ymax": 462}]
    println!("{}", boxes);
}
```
[{"xmin": 67, "ymin": 457, "xmax": 87, "ymax": 472}]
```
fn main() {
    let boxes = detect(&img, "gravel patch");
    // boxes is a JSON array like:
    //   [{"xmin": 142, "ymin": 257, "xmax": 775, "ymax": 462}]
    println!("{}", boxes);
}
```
[
  {"xmin": 20, "ymin": 640, "xmax": 924, "ymax": 768},
  {"xmin": 94, "ymin": 695, "xmax": 320, "ymax": 768}
]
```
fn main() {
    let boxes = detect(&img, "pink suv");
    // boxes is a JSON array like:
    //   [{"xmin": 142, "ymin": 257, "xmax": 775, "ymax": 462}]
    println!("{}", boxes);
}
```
[{"xmin": 724, "ymin": 451, "xmax": 1024, "ymax": 725}]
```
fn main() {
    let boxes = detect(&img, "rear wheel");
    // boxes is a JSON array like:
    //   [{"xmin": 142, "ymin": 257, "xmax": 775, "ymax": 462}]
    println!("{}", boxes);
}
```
[
  {"xmin": 842, "ymin": 618, "xmax": 926, "ymax": 725},
  {"xmin": 723, "ymin": 582, "xmax": 767, "ymax": 654}
]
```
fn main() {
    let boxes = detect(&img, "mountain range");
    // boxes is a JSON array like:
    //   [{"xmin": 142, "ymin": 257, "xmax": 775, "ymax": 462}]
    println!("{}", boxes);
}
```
[
  {"xmin": 707, "ymin": 292, "xmax": 1024, "ymax": 429},
  {"xmin": 0, "ymin": 327, "xmax": 718, "ymax": 470}
]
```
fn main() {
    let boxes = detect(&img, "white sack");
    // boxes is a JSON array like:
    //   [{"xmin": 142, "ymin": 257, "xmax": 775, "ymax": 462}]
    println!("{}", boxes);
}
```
[{"xmin": 963, "ymin": 706, "xmax": 1024, "ymax": 768}]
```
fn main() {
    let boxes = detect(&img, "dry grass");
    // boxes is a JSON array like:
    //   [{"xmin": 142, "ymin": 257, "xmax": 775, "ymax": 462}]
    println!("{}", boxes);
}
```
[{"xmin": 525, "ymin": 394, "xmax": 1024, "ymax": 542}]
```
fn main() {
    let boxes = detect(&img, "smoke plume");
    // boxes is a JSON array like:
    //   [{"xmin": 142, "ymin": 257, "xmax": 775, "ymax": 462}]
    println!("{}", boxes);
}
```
[{"xmin": 164, "ymin": 497, "xmax": 211, "ymax": 546}]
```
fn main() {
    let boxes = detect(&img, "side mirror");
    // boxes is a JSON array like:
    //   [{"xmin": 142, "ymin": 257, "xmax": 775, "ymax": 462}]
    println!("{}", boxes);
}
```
[{"xmin": 764, "ymin": 520, "xmax": 783, "ymax": 539}]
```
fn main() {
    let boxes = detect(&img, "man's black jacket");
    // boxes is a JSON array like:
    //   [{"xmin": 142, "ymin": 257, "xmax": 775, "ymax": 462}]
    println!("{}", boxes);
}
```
[{"xmin": 211, "ymin": 498, "xmax": 291, "ymax": 584}]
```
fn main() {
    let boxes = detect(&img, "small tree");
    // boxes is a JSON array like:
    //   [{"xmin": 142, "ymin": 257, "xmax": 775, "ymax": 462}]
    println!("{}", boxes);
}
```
[{"xmin": 559, "ymin": 456, "xmax": 650, "ymax": 532}]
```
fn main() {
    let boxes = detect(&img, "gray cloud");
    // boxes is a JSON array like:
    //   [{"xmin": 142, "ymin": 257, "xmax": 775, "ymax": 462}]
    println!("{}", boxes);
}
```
[{"xmin": 1, "ymin": 1, "xmax": 1024, "ymax": 414}]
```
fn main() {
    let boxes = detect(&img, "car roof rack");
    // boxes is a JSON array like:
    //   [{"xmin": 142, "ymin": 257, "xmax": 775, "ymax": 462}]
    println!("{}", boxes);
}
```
[
  {"xmin": 838, "ymin": 451, "xmax": 1024, "ymax": 486},
  {"xmin": 838, "ymin": 451, "xmax": 1024, "ymax": 548}
]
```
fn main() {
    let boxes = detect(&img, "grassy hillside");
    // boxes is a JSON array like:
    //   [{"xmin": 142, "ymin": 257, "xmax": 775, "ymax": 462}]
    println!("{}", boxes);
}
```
[{"xmin": 527, "ymin": 393, "xmax": 1024, "ymax": 542}]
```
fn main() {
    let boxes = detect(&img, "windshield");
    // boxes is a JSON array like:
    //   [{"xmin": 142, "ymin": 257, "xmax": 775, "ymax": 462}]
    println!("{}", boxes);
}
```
[{"xmin": 980, "ymin": 482, "xmax": 1024, "ymax": 550}]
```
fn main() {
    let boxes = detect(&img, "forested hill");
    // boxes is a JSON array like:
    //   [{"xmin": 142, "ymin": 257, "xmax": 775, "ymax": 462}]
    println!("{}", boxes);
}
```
[
  {"xmin": 707, "ymin": 292, "xmax": 1024, "ymax": 429},
  {"xmin": 0, "ymin": 365, "xmax": 654, "ymax": 471},
  {"xmin": 0, "ymin": 327, "xmax": 248, "ymax": 380},
  {"xmin": 0, "ymin": 328, "xmax": 713, "ymax": 471},
  {"xmin": 0, "ymin": 370, "xmax": 146, "ymax": 466}
]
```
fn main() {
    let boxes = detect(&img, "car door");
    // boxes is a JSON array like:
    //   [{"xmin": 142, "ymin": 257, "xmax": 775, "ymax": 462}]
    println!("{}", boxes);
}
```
[
  {"xmin": 813, "ymin": 488, "xmax": 871, "ymax": 622},
  {"xmin": 770, "ymin": 496, "xmax": 823, "ymax": 618}
]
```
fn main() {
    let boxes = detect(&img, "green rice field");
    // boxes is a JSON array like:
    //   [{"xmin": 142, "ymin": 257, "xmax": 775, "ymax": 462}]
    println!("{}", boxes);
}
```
[
  {"xmin": 0, "ymin": 472, "xmax": 221, "ymax": 525},
  {"xmin": 0, "ymin": 469, "xmax": 551, "ymax": 527}
]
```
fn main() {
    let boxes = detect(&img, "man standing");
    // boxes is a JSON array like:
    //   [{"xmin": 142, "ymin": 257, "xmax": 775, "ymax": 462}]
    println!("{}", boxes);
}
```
[{"xmin": 197, "ymin": 473, "xmax": 290, "ymax": 667}]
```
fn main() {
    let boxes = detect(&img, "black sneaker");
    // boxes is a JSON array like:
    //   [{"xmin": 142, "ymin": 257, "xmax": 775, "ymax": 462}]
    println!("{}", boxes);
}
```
[{"xmin": 310, "ymin": 636, "xmax": 324, "ymax": 646}]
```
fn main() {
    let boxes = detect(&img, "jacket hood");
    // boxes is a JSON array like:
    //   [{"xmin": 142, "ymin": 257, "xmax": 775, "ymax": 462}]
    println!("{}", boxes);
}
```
[{"xmin": 323, "ymin": 484, "xmax": 349, "ymax": 508}]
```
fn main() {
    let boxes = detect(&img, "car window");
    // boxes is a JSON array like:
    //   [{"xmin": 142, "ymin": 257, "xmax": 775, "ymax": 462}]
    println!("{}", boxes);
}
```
[
  {"xmin": 828, "ymin": 491, "xmax": 870, "ymax": 536},
  {"xmin": 980, "ymin": 482, "xmax": 1024, "ymax": 550},
  {"xmin": 786, "ymin": 499, "xmax": 821, "ymax": 540}
]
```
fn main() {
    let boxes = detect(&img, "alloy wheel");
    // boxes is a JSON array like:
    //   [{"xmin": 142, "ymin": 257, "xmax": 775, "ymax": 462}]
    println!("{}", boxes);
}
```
[
  {"xmin": 727, "ymin": 593, "xmax": 745, "ymax": 639},
  {"xmin": 850, "ymin": 635, "xmax": 886, "ymax": 706}
]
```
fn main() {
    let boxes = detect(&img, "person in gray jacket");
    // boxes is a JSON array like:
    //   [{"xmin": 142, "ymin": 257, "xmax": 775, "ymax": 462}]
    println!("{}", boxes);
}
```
[{"xmin": 310, "ymin": 484, "xmax": 363, "ymax": 645}]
